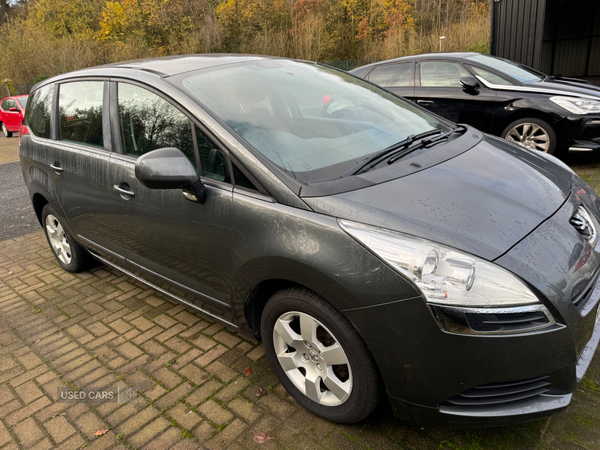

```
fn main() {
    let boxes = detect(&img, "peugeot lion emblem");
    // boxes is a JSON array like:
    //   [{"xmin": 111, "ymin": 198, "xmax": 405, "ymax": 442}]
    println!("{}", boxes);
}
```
[{"xmin": 570, "ymin": 206, "xmax": 597, "ymax": 242}]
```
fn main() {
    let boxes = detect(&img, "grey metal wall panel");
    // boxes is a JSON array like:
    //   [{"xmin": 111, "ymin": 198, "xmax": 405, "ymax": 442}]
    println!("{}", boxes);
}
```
[{"xmin": 491, "ymin": 0, "xmax": 546, "ymax": 69}]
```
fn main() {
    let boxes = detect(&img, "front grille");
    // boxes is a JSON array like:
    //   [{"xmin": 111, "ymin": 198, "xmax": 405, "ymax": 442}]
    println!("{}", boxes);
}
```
[{"xmin": 445, "ymin": 376, "xmax": 551, "ymax": 407}]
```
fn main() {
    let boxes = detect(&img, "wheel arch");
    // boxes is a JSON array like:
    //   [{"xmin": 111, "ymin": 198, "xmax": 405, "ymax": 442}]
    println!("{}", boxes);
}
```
[
  {"xmin": 496, "ymin": 109, "xmax": 561, "ymax": 144},
  {"xmin": 32, "ymin": 193, "xmax": 49, "ymax": 226}
]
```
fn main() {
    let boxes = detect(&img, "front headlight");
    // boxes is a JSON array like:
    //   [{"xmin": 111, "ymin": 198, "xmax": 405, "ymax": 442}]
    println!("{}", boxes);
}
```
[
  {"xmin": 340, "ymin": 220, "xmax": 540, "ymax": 307},
  {"xmin": 550, "ymin": 96, "xmax": 600, "ymax": 115}
]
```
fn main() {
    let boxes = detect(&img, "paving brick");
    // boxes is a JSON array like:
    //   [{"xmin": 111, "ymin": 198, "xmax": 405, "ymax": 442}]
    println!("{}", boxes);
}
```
[
  {"xmin": 167, "ymin": 402, "xmax": 202, "ymax": 430},
  {"xmin": 164, "ymin": 336, "xmax": 192, "ymax": 354},
  {"xmin": 185, "ymin": 379, "xmax": 223, "ymax": 407},
  {"xmin": 155, "ymin": 324, "xmax": 186, "ymax": 343},
  {"xmin": 140, "ymin": 340, "xmax": 168, "ymax": 357},
  {"xmin": 190, "ymin": 334, "xmax": 217, "ymax": 351},
  {"xmin": 0, "ymin": 421, "xmax": 13, "ymax": 447},
  {"xmin": 29, "ymin": 438, "xmax": 54, "ymax": 450},
  {"xmin": 153, "ymin": 314, "xmax": 177, "ymax": 329},
  {"xmin": 129, "ymin": 416, "xmax": 170, "ymax": 447},
  {"xmin": 131, "ymin": 316, "xmax": 154, "ymax": 331},
  {"xmin": 0, "ymin": 383, "xmax": 15, "ymax": 406},
  {"xmin": 108, "ymin": 319, "xmax": 132, "ymax": 334},
  {"xmin": 229, "ymin": 397, "xmax": 261, "ymax": 423},
  {"xmin": 117, "ymin": 406, "xmax": 159, "ymax": 436},
  {"xmin": 195, "ymin": 344, "xmax": 227, "ymax": 367},
  {"xmin": 116, "ymin": 342, "xmax": 143, "ymax": 360},
  {"xmin": 142, "ymin": 426, "xmax": 183, "ymax": 450},
  {"xmin": 205, "ymin": 361, "xmax": 237, "ymax": 383},
  {"xmin": 144, "ymin": 384, "xmax": 167, "ymax": 401},
  {"xmin": 15, "ymin": 380, "xmax": 44, "ymax": 404},
  {"xmin": 246, "ymin": 346, "xmax": 266, "ymax": 361},
  {"xmin": 87, "ymin": 322, "xmax": 111, "ymax": 337},
  {"xmin": 154, "ymin": 382, "xmax": 194, "ymax": 410},
  {"xmin": 16, "ymin": 352, "xmax": 44, "ymax": 370},
  {"xmin": 204, "ymin": 418, "xmax": 246, "ymax": 450},
  {"xmin": 178, "ymin": 364, "xmax": 209, "ymax": 386},
  {"xmin": 174, "ymin": 311, "xmax": 201, "ymax": 326},
  {"xmin": 153, "ymin": 367, "xmax": 183, "ymax": 390},
  {"xmin": 107, "ymin": 403, "xmax": 138, "ymax": 427},
  {"xmin": 213, "ymin": 331, "xmax": 241, "ymax": 348},
  {"xmin": 5, "ymin": 396, "xmax": 51, "ymax": 426},
  {"xmin": 0, "ymin": 399, "xmax": 23, "ymax": 418},
  {"xmin": 202, "ymin": 323, "xmax": 224, "ymax": 336},
  {"xmin": 13, "ymin": 417, "xmax": 44, "ymax": 447},
  {"xmin": 214, "ymin": 377, "xmax": 251, "ymax": 402},
  {"xmin": 44, "ymin": 415, "xmax": 76, "ymax": 444},
  {"xmin": 198, "ymin": 399, "xmax": 233, "ymax": 425},
  {"xmin": 132, "ymin": 327, "xmax": 162, "ymax": 345}
]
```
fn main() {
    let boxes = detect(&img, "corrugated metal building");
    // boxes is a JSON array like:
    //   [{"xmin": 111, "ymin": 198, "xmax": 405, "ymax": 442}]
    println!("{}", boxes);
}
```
[{"xmin": 490, "ymin": 0, "xmax": 600, "ymax": 78}]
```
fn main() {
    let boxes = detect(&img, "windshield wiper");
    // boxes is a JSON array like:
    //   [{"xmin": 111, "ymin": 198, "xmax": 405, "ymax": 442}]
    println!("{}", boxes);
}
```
[
  {"xmin": 386, "ymin": 125, "xmax": 467, "ymax": 165},
  {"xmin": 342, "ymin": 128, "xmax": 443, "ymax": 177}
]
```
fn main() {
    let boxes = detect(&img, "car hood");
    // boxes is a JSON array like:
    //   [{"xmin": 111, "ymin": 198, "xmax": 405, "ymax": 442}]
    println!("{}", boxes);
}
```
[
  {"xmin": 305, "ymin": 136, "xmax": 575, "ymax": 261},
  {"xmin": 529, "ymin": 78, "xmax": 600, "ymax": 98}
]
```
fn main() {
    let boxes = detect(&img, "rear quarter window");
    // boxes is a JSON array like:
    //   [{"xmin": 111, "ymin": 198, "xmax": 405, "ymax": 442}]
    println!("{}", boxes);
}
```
[{"xmin": 25, "ymin": 85, "xmax": 54, "ymax": 139}]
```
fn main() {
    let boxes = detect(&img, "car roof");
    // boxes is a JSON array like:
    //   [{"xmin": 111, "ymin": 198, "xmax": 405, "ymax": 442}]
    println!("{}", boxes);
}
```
[
  {"xmin": 349, "ymin": 52, "xmax": 484, "ymax": 74},
  {"xmin": 58, "ymin": 54, "xmax": 285, "ymax": 78}
]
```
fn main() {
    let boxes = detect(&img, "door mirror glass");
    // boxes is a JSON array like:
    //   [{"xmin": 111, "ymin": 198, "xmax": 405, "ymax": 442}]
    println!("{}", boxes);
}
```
[
  {"xmin": 460, "ymin": 77, "xmax": 480, "ymax": 90},
  {"xmin": 135, "ymin": 147, "xmax": 205, "ymax": 202}
]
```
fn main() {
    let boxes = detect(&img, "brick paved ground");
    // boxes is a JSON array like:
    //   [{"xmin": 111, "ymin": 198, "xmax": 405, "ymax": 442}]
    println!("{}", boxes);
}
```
[{"xmin": 2, "ymin": 139, "xmax": 600, "ymax": 449}]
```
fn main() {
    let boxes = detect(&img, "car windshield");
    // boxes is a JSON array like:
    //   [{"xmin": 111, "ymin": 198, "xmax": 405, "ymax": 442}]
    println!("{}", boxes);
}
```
[
  {"xmin": 16, "ymin": 96, "xmax": 27, "ymax": 109},
  {"xmin": 177, "ymin": 60, "xmax": 445, "ymax": 183},
  {"xmin": 465, "ymin": 54, "xmax": 544, "ymax": 84}
]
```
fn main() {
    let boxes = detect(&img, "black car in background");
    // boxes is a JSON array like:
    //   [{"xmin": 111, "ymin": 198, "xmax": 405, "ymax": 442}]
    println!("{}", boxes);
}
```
[{"xmin": 350, "ymin": 52, "xmax": 600, "ymax": 156}]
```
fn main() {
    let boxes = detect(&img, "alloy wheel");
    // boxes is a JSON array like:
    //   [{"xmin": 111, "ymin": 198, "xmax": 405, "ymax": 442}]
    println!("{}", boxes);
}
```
[
  {"xmin": 45, "ymin": 214, "xmax": 72, "ymax": 265},
  {"xmin": 505, "ymin": 123, "xmax": 550, "ymax": 152},
  {"xmin": 272, "ymin": 311, "xmax": 353, "ymax": 406}
]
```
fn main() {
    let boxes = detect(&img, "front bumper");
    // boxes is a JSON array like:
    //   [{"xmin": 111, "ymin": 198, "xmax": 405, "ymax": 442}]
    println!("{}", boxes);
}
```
[
  {"xmin": 399, "ymin": 312, "xmax": 600, "ymax": 428},
  {"xmin": 556, "ymin": 115, "xmax": 600, "ymax": 152}
]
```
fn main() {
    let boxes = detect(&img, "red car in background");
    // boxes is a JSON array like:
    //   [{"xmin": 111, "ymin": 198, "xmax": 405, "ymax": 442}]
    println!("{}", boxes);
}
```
[{"xmin": 0, "ymin": 95, "xmax": 27, "ymax": 137}]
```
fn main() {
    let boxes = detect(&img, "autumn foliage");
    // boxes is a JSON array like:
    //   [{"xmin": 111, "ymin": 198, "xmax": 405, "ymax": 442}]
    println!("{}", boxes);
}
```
[{"xmin": 0, "ymin": 0, "xmax": 490, "ymax": 87}]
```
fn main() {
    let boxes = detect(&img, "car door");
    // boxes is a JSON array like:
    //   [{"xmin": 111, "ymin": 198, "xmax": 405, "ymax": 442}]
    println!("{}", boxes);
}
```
[
  {"xmin": 4, "ymin": 98, "xmax": 22, "ymax": 131},
  {"xmin": 366, "ymin": 62, "xmax": 415, "ymax": 100},
  {"xmin": 50, "ymin": 80, "xmax": 124, "ymax": 263},
  {"xmin": 109, "ymin": 80, "xmax": 235, "ymax": 320},
  {"xmin": 413, "ymin": 60, "xmax": 497, "ymax": 132}
]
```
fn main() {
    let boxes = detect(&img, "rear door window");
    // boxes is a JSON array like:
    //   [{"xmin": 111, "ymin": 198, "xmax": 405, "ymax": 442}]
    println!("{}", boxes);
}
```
[
  {"xmin": 368, "ymin": 63, "xmax": 412, "ymax": 87},
  {"xmin": 25, "ymin": 84, "xmax": 54, "ymax": 139},
  {"xmin": 58, "ymin": 81, "xmax": 104, "ymax": 148}
]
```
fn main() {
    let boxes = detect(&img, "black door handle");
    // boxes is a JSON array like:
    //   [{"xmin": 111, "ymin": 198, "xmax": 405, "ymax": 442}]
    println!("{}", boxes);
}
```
[
  {"xmin": 50, "ymin": 162, "xmax": 63, "ymax": 174},
  {"xmin": 417, "ymin": 100, "xmax": 434, "ymax": 105}
]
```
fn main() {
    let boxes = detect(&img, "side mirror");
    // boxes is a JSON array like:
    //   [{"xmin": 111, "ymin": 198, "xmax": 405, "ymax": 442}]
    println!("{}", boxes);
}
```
[
  {"xmin": 8, "ymin": 107, "xmax": 17, "ymax": 112},
  {"xmin": 135, "ymin": 147, "xmax": 206, "ymax": 204},
  {"xmin": 460, "ymin": 77, "xmax": 480, "ymax": 91}
]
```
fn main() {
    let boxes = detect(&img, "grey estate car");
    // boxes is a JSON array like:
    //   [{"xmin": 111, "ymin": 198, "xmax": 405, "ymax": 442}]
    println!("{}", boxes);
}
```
[{"xmin": 19, "ymin": 55, "xmax": 600, "ymax": 427}]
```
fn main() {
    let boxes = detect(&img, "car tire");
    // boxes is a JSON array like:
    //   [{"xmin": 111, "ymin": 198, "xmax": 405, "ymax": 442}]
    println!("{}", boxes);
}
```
[
  {"xmin": 2, "ymin": 123, "xmax": 12, "ymax": 138},
  {"xmin": 261, "ymin": 288, "xmax": 381, "ymax": 424},
  {"xmin": 41, "ymin": 204, "xmax": 93, "ymax": 273},
  {"xmin": 501, "ymin": 117, "xmax": 558, "ymax": 155}
]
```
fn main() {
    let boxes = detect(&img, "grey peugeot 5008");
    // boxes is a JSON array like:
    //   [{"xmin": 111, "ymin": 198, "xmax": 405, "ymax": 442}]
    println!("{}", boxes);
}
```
[{"xmin": 19, "ymin": 55, "xmax": 600, "ymax": 427}]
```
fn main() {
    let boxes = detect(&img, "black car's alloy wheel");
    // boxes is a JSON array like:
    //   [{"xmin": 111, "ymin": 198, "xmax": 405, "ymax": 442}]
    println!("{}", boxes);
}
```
[
  {"xmin": 502, "ymin": 117, "xmax": 557, "ymax": 154},
  {"xmin": 42, "ymin": 204, "xmax": 93, "ymax": 273},
  {"xmin": 261, "ymin": 288, "xmax": 380, "ymax": 424}
]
